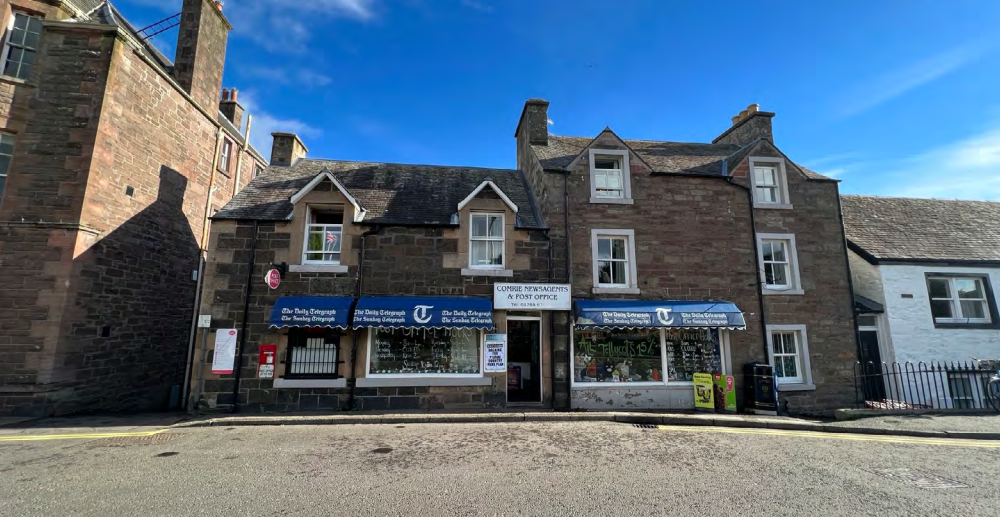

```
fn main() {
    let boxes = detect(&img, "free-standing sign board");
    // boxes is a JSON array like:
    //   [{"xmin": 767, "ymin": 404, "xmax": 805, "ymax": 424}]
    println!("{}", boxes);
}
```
[
  {"xmin": 713, "ymin": 373, "xmax": 737, "ymax": 413},
  {"xmin": 484, "ymin": 333, "xmax": 507, "ymax": 372},
  {"xmin": 692, "ymin": 372, "xmax": 714, "ymax": 410},
  {"xmin": 211, "ymin": 329, "xmax": 238, "ymax": 375},
  {"xmin": 258, "ymin": 343, "xmax": 277, "ymax": 379}
]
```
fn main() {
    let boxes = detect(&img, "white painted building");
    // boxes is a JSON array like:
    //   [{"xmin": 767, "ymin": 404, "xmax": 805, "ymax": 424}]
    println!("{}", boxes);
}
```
[{"xmin": 842, "ymin": 195, "xmax": 1000, "ymax": 409}]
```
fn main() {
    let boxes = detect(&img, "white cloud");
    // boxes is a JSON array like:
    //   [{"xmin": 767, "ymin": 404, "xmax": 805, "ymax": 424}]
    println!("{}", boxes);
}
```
[
  {"xmin": 224, "ymin": 0, "xmax": 378, "ymax": 52},
  {"xmin": 243, "ymin": 67, "xmax": 333, "ymax": 88},
  {"xmin": 801, "ymin": 152, "xmax": 863, "ymax": 179},
  {"xmin": 460, "ymin": 0, "xmax": 493, "ymax": 13},
  {"xmin": 884, "ymin": 126, "xmax": 1000, "ymax": 200},
  {"xmin": 837, "ymin": 43, "xmax": 986, "ymax": 119},
  {"xmin": 238, "ymin": 92, "xmax": 322, "ymax": 160}
]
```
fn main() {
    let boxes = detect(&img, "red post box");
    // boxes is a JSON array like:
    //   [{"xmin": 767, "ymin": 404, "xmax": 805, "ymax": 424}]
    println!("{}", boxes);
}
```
[{"xmin": 258, "ymin": 344, "xmax": 277, "ymax": 379}]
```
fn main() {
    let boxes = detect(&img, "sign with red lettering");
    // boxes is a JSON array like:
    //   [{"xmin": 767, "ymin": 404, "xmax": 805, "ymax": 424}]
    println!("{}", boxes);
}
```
[{"xmin": 264, "ymin": 268, "xmax": 281, "ymax": 289}]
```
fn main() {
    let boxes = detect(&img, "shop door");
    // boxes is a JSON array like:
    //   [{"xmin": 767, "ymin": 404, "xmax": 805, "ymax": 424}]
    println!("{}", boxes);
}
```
[
  {"xmin": 857, "ymin": 315, "xmax": 886, "ymax": 401},
  {"xmin": 507, "ymin": 318, "xmax": 542, "ymax": 403}
]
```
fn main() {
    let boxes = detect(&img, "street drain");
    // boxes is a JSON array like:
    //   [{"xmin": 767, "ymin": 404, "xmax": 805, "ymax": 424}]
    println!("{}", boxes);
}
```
[
  {"xmin": 632, "ymin": 424, "xmax": 657, "ymax": 429},
  {"xmin": 156, "ymin": 452, "xmax": 179, "ymax": 458},
  {"xmin": 372, "ymin": 447, "xmax": 393, "ymax": 454},
  {"xmin": 86, "ymin": 433, "xmax": 177, "ymax": 448},
  {"xmin": 870, "ymin": 468, "xmax": 968, "ymax": 489}
]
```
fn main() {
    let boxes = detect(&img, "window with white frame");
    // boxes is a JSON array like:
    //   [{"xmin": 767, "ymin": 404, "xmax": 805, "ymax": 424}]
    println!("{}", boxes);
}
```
[
  {"xmin": 285, "ymin": 328, "xmax": 340, "ymax": 378},
  {"xmin": 757, "ymin": 234, "xmax": 802, "ymax": 294},
  {"xmin": 302, "ymin": 207, "xmax": 343, "ymax": 264},
  {"xmin": 469, "ymin": 212, "xmax": 504, "ymax": 268},
  {"xmin": 0, "ymin": 133, "xmax": 14, "ymax": 202},
  {"xmin": 591, "ymin": 229, "xmax": 638, "ymax": 291},
  {"xmin": 219, "ymin": 139, "xmax": 233, "ymax": 173},
  {"xmin": 2, "ymin": 13, "xmax": 42, "ymax": 80},
  {"xmin": 588, "ymin": 149, "xmax": 631, "ymax": 203},
  {"xmin": 927, "ymin": 275, "xmax": 994, "ymax": 325},
  {"xmin": 749, "ymin": 158, "xmax": 789, "ymax": 207},
  {"xmin": 766, "ymin": 325, "xmax": 812, "ymax": 387}
]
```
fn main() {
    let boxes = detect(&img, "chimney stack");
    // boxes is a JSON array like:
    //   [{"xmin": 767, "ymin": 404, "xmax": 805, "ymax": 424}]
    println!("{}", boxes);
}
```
[
  {"xmin": 712, "ymin": 103, "xmax": 775, "ymax": 146},
  {"xmin": 219, "ymin": 87, "xmax": 245, "ymax": 131},
  {"xmin": 270, "ymin": 133, "xmax": 308, "ymax": 166},
  {"xmin": 515, "ymin": 98, "xmax": 550, "ymax": 146},
  {"xmin": 173, "ymin": 0, "xmax": 233, "ymax": 111}
]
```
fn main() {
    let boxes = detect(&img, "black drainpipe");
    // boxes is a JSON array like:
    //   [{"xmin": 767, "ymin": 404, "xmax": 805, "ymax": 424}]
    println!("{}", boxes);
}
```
[
  {"xmin": 348, "ymin": 225, "xmax": 381, "ymax": 410},
  {"xmin": 229, "ymin": 220, "xmax": 259, "ymax": 414},
  {"xmin": 541, "ymin": 228, "xmax": 555, "ymax": 408},
  {"xmin": 561, "ymin": 170, "xmax": 572, "ymax": 411},
  {"xmin": 724, "ymin": 161, "xmax": 769, "ymax": 359}
]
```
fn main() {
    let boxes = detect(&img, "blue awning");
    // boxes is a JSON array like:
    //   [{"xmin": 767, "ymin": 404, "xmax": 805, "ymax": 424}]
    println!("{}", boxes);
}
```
[
  {"xmin": 574, "ymin": 300, "xmax": 746, "ymax": 330},
  {"xmin": 268, "ymin": 296, "xmax": 354, "ymax": 329},
  {"xmin": 354, "ymin": 296, "xmax": 494, "ymax": 329}
]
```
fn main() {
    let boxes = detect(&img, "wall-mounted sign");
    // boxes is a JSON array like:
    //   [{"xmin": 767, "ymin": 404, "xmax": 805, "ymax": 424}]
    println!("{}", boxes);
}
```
[
  {"xmin": 258, "ymin": 343, "xmax": 277, "ymax": 379},
  {"xmin": 197, "ymin": 315, "xmax": 212, "ymax": 328},
  {"xmin": 211, "ymin": 329, "xmax": 238, "ymax": 375},
  {"xmin": 264, "ymin": 269, "xmax": 281, "ymax": 289},
  {"xmin": 494, "ymin": 283, "xmax": 571, "ymax": 310},
  {"xmin": 484, "ymin": 333, "xmax": 507, "ymax": 372}
]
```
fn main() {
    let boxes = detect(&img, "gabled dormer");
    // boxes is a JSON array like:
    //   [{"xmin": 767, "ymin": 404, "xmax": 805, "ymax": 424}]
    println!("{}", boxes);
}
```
[
  {"xmin": 564, "ymin": 127, "xmax": 652, "ymax": 205},
  {"xmin": 287, "ymin": 170, "xmax": 366, "ymax": 273}
]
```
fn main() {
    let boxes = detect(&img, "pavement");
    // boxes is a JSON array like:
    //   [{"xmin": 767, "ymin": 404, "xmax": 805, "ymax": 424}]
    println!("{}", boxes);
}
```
[{"xmin": 1, "ymin": 421, "xmax": 998, "ymax": 516}]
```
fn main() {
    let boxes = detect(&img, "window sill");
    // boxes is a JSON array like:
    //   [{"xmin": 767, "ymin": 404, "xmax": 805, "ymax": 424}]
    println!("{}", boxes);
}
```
[
  {"xmin": 273, "ymin": 378, "xmax": 346, "ymax": 389},
  {"xmin": 290, "ymin": 264, "xmax": 349, "ymax": 273},
  {"xmin": 461, "ymin": 268, "xmax": 513, "ymax": 277},
  {"xmin": 932, "ymin": 321, "xmax": 1000, "ymax": 330},
  {"xmin": 0, "ymin": 75, "xmax": 29, "ymax": 86},
  {"xmin": 753, "ymin": 202, "xmax": 793, "ymax": 210},
  {"xmin": 571, "ymin": 383, "xmax": 689, "ymax": 389},
  {"xmin": 762, "ymin": 288, "xmax": 804, "ymax": 296},
  {"xmin": 592, "ymin": 287, "xmax": 641, "ymax": 295},
  {"xmin": 357, "ymin": 377, "xmax": 492, "ymax": 387},
  {"xmin": 776, "ymin": 382, "xmax": 816, "ymax": 392},
  {"xmin": 589, "ymin": 197, "xmax": 634, "ymax": 205}
]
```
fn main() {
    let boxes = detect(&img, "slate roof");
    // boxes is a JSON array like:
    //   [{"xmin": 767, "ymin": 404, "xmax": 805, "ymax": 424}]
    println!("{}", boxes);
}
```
[
  {"xmin": 841, "ymin": 195, "xmax": 1000, "ymax": 262},
  {"xmin": 531, "ymin": 135, "xmax": 835, "ymax": 180},
  {"xmin": 214, "ymin": 159, "xmax": 546, "ymax": 228}
]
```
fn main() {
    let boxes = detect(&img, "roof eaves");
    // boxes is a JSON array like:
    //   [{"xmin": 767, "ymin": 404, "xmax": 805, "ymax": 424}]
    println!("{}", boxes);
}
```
[{"xmin": 457, "ymin": 180, "xmax": 519, "ymax": 214}]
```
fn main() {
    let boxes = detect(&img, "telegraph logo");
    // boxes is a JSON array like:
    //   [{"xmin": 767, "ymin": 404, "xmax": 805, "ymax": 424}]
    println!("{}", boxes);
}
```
[
  {"xmin": 413, "ymin": 305, "xmax": 434, "ymax": 324},
  {"xmin": 655, "ymin": 308, "xmax": 674, "ymax": 325}
]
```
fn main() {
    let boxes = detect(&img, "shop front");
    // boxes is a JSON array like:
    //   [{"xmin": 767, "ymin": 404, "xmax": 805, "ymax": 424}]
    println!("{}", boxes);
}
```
[
  {"xmin": 570, "ymin": 300, "xmax": 746, "ymax": 410},
  {"xmin": 265, "ymin": 296, "xmax": 355, "ymax": 389}
]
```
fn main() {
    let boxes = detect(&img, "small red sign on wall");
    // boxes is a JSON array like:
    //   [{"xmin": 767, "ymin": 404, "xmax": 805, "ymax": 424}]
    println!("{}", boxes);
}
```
[{"xmin": 264, "ymin": 268, "xmax": 281, "ymax": 289}]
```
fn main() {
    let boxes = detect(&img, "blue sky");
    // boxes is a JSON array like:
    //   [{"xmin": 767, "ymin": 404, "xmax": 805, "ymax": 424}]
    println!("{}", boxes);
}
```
[{"xmin": 116, "ymin": 0, "xmax": 1000, "ymax": 200}]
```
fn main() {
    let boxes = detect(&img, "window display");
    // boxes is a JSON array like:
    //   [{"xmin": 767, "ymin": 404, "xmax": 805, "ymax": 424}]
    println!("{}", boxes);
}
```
[
  {"xmin": 573, "ymin": 328, "xmax": 662, "ymax": 383},
  {"xmin": 369, "ymin": 328, "xmax": 481, "ymax": 375},
  {"xmin": 664, "ymin": 329, "xmax": 721, "ymax": 382}
]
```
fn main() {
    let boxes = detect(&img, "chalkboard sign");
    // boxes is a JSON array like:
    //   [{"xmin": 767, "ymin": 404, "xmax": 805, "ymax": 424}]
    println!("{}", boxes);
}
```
[
  {"xmin": 370, "ymin": 328, "xmax": 480, "ymax": 374},
  {"xmin": 664, "ymin": 329, "xmax": 721, "ymax": 382}
]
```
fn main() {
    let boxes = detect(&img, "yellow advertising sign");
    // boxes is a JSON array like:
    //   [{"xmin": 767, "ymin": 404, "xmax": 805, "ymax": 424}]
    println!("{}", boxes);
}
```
[{"xmin": 693, "ymin": 373, "xmax": 714, "ymax": 410}]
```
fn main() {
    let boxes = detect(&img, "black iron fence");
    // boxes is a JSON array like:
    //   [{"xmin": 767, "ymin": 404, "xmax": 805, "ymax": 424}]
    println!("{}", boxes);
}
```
[{"xmin": 854, "ymin": 361, "xmax": 1000, "ymax": 410}]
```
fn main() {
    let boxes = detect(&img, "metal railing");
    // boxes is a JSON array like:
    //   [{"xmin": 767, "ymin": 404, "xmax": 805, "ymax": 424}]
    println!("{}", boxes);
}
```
[{"xmin": 854, "ymin": 360, "xmax": 998, "ymax": 410}]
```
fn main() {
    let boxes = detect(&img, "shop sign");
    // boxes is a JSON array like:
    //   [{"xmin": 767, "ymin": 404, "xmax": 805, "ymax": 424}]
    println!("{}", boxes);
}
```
[
  {"xmin": 714, "ymin": 373, "xmax": 737, "ymax": 413},
  {"xmin": 264, "ymin": 268, "xmax": 281, "ymax": 289},
  {"xmin": 692, "ymin": 373, "xmax": 714, "ymax": 410},
  {"xmin": 484, "ymin": 333, "xmax": 507, "ymax": 372},
  {"xmin": 258, "ymin": 343, "xmax": 277, "ymax": 379},
  {"xmin": 211, "ymin": 329, "xmax": 238, "ymax": 375},
  {"xmin": 494, "ymin": 283, "xmax": 571, "ymax": 310}
]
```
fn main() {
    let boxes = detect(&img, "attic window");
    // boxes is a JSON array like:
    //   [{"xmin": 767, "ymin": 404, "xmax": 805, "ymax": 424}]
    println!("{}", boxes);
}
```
[
  {"xmin": 749, "ymin": 157, "xmax": 791, "ymax": 208},
  {"xmin": 2, "ymin": 13, "xmax": 42, "ymax": 80},
  {"xmin": 303, "ymin": 207, "xmax": 344, "ymax": 264},
  {"xmin": 588, "ymin": 149, "xmax": 632, "ymax": 204}
]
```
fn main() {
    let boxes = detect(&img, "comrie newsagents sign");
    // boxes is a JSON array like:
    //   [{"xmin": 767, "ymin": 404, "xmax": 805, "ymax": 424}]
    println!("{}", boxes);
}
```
[{"xmin": 494, "ymin": 283, "xmax": 572, "ymax": 310}]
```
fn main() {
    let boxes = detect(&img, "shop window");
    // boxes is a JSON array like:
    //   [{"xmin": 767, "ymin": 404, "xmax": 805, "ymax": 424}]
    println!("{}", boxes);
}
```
[
  {"xmin": 663, "ymin": 329, "xmax": 722, "ymax": 382},
  {"xmin": 2, "ymin": 13, "xmax": 42, "ymax": 80},
  {"xmin": 285, "ymin": 328, "xmax": 340, "ymax": 379},
  {"xmin": 302, "ymin": 207, "xmax": 343, "ymax": 264},
  {"xmin": 469, "ymin": 212, "xmax": 504, "ymax": 268},
  {"xmin": 369, "ymin": 328, "xmax": 481, "ymax": 375},
  {"xmin": 574, "ymin": 328, "xmax": 662, "ymax": 383}
]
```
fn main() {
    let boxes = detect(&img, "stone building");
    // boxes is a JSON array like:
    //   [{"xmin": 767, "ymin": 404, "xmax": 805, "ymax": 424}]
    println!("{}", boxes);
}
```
[
  {"xmin": 0, "ymin": 0, "xmax": 266, "ymax": 417},
  {"xmin": 192, "ymin": 134, "xmax": 556, "ymax": 412},
  {"xmin": 516, "ymin": 99, "xmax": 858, "ymax": 414}
]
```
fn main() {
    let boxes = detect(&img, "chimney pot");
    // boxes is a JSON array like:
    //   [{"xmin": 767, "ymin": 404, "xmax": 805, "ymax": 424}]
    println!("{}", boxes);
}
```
[
  {"xmin": 738, "ymin": 109, "xmax": 749, "ymax": 121},
  {"xmin": 215, "ymin": 1, "xmax": 223, "ymax": 10},
  {"xmin": 731, "ymin": 115, "xmax": 740, "ymax": 125},
  {"xmin": 231, "ymin": 89, "xmax": 238, "ymax": 102},
  {"xmin": 747, "ymin": 103, "xmax": 759, "ymax": 114},
  {"xmin": 221, "ymin": 88, "xmax": 229, "ymax": 101}
]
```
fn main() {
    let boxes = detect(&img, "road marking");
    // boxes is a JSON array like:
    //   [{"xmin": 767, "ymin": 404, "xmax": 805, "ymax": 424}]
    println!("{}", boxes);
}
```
[
  {"xmin": 655, "ymin": 425, "xmax": 1000, "ymax": 448},
  {"xmin": 0, "ymin": 428, "xmax": 168, "ymax": 443}
]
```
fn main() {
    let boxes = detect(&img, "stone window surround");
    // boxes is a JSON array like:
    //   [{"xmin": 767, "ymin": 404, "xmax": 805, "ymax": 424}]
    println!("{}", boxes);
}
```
[
  {"xmin": 468, "ymin": 211, "xmax": 506, "ymax": 270},
  {"xmin": 765, "ymin": 324, "xmax": 815, "ymax": 392},
  {"xmin": 590, "ymin": 228, "xmax": 640, "ymax": 295},
  {"xmin": 287, "ymin": 189, "xmax": 357, "ymax": 274},
  {"xmin": 1, "ymin": 11, "xmax": 42, "ymax": 81},
  {"xmin": 748, "ymin": 156, "xmax": 792, "ymax": 209},
  {"xmin": 452, "ymin": 196, "xmax": 521, "ymax": 277},
  {"xmin": 363, "ymin": 327, "xmax": 488, "ymax": 382},
  {"xmin": 218, "ymin": 137, "xmax": 233, "ymax": 176},
  {"xmin": 756, "ymin": 233, "xmax": 804, "ymax": 296},
  {"xmin": 923, "ymin": 272, "xmax": 1000, "ymax": 330},
  {"xmin": 588, "ymin": 148, "xmax": 633, "ymax": 205}
]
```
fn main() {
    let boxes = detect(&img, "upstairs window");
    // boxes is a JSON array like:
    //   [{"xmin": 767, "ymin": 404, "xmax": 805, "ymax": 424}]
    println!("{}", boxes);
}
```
[
  {"xmin": 303, "ymin": 207, "xmax": 343, "ymax": 264},
  {"xmin": 757, "ymin": 233, "xmax": 803, "ymax": 295},
  {"xmin": 749, "ymin": 158, "xmax": 790, "ymax": 208},
  {"xmin": 2, "ymin": 13, "xmax": 42, "ymax": 80},
  {"xmin": 590, "ymin": 229, "xmax": 638, "ymax": 292},
  {"xmin": 253, "ymin": 163, "xmax": 264, "ymax": 178},
  {"xmin": 588, "ymin": 149, "xmax": 632, "ymax": 204},
  {"xmin": 219, "ymin": 139, "xmax": 233, "ymax": 173},
  {"xmin": 469, "ymin": 212, "xmax": 504, "ymax": 268},
  {"xmin": 927, "ymin": 275, "xmax": 994, "ymax": 325},
  {"xmin": 0, "ymin": 133, "xmax": 14, "ymax": 204},
  {"xmin": 766, "ymin": 324, "xmax": 814, "ymax": 390}
]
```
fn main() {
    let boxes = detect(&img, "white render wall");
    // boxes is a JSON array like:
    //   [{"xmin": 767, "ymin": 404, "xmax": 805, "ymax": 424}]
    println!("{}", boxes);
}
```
[
  {"xmin": 849, "ymin": 251, "xmax": 884, "ymax": 303},
  {"xmin": 880, "ymin": 264, "xmax": 1000, "ymax": 365}
]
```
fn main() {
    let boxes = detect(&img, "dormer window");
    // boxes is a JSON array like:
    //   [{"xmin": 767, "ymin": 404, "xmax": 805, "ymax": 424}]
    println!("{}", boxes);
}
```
[
  {"xmin": 469, "ymin": 212, "xmax": 504, "ymax": 268},
  {"xmin": 749, "ymin": 157, "xmax": 791, "ymax": 208},
  {"xmin": 2, "ymin": 13, "xmax": 42, "ymax": 80},
  {"xmin": 588, "ymin": 149, "xmax": 632, "ymax": 204},
  {"xmin": 303, "ymin": 207, "xmax": 343, "ymax": 264}
]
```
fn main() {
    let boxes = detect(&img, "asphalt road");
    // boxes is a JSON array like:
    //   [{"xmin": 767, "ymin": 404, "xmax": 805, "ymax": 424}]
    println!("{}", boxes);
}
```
[{"xmin": 1, "ymin": 422, "xmax": 997, "ymax": 516}]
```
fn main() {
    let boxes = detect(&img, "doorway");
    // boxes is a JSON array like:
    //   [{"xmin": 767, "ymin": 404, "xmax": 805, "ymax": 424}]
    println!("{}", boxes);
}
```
[
  {"xmin": 857, "ymin": 314, "xmax": 886, "ymax": 401},
  {"xmin": 507, "ymin": 317, "xmax": 542, "ymax": 404}
]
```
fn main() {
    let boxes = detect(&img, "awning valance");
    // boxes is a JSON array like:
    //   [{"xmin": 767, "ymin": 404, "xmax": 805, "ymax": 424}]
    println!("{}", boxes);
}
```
[
  {"xmin": 268, "ymin": 296, "xmax": 354, "ymax": 328},
  {"xmin": 574, "ymin": 300, "xmax": 746, "ymax": 330},
  {"xmin": 354, "ymin": 296, "xmax": 493, "ymax": 329}
]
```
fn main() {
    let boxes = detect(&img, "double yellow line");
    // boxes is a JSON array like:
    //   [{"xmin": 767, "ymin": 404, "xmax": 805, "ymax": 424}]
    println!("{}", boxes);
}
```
[
  {"xmin": 0, "ymin": 428, "xmax": 167, "ymax": 443},
  {"xmin": 656, "ymin": 425, "xmax": 1000, "ymax": 448}
]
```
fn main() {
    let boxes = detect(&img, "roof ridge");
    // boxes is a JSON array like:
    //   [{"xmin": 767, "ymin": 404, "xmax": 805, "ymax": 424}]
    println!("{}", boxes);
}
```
[
  {"xmin": 301, "ymin": 158, "xmax": 520, "ymax": 173},
  {"xmin": 843, "ymin": 194, "xmax": 1000, "ymax": 204}
]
